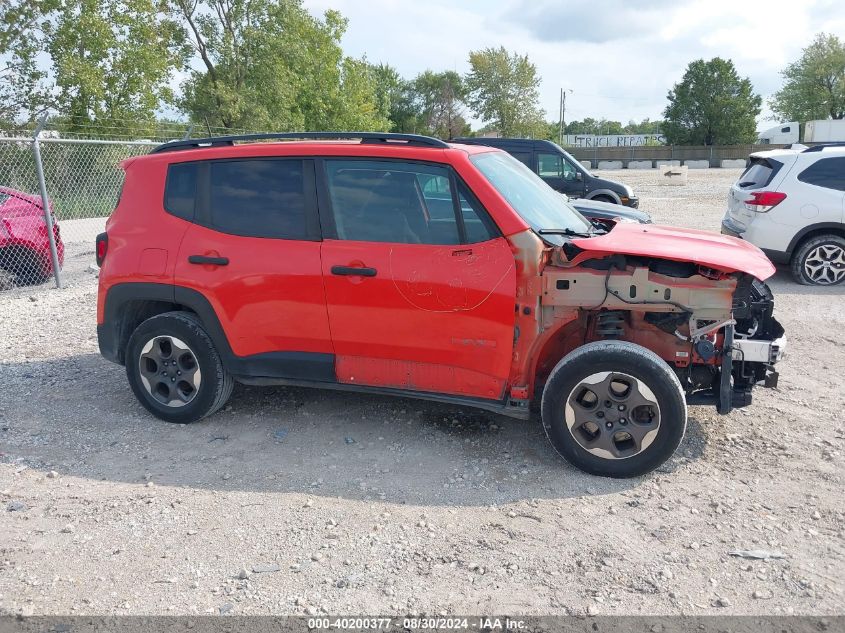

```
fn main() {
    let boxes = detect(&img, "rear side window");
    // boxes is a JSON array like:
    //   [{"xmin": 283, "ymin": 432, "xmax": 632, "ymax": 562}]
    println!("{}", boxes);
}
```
[
  {"xmin": 798, "ymin": 157, "xmax": 845, "ymax": 192},
  {"xmin": 164, "ymin": 163, "xmax": 197, "ymax": 220},
  {"xmin": 737, "ymin": 158, "xmax": 782, "ymax": 189},
  {"xmin": 209, "ymin": 159, "xmax": 307, "ymax": 239},
  {"xmin": 163, "ymin": 159, "xmax": 312, "ymax": 239}
]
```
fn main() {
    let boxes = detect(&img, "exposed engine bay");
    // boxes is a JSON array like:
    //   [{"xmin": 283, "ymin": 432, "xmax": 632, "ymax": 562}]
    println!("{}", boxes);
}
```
[{"xmin": 540, "ymin": 252, "xmax": 785, "ymax": 414}]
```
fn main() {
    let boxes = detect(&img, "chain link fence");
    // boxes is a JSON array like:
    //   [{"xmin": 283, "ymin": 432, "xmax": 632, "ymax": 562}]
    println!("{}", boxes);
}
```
[{"xmin": 0, "ymin": 134, "xmax": 156, "ymax": 289}]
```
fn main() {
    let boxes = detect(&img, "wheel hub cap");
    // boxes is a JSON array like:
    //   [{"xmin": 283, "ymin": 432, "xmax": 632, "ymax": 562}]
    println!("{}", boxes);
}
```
[
  {"xmin": 138, "ymin": 336, "xmax": 202, "ymax": 407},
  {"xmin": 804, "ymin": 244, "xmax": 845, "ymax": 285},
  {"xmin": 564, "ymin": 371, "xmax": 661, "ymax": 460}
]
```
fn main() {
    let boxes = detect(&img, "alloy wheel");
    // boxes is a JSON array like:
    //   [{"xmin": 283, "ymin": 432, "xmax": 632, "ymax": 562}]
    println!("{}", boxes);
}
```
[
  {"xmin": 804, "ymin": 243, "xmax": 845, "ymax": 285},
  {"xmin": 564, "ymin": 371, "xmax": 661, "ymax": 459},
  {"xmin": 138, "ymin": 336, "xmax": 202, "ymax": 407}
]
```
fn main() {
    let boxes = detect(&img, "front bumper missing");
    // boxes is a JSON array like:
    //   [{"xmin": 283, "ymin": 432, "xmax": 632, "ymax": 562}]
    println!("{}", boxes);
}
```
[
  {"xmin": 686, "ymin": 325, "xmax": 785, "ymax": 414},
  {"xmin": 720, "ymin": 327, "xmax": 785, "ymax": 413}
]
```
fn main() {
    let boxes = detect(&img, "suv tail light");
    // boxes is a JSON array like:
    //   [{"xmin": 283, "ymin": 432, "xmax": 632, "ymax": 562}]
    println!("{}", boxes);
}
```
[
  {"xmin": 95, "ymin": 232, "xmax": 108, "ymax": 266},
  {"xmin": 744, "ymin": 191, "xmax": 786, "ymax": 212}
]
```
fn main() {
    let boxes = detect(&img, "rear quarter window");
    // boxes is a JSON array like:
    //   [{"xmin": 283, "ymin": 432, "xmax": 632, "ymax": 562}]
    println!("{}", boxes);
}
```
[
  {"xmin": 164, "ymin": 162, "xmax": 197, "ymax": 221},
  {"xmin": 737, "ymin": 158, "xmax": 782, "ymax": 189},
  {"xmin": 797, "ymin": 157, "xmax": 845, "ymax": 192}
]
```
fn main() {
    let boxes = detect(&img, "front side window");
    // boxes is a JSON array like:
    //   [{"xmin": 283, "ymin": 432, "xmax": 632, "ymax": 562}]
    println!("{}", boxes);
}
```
[
  {"xmin": 798, "ymin": 157, "xmax": 845, "ymax": 192},
  {"xmin": 538, "ymin": 153, "xmax": 563, "ymax": 178},
  {"xmin": 325, "ymin": 160, "xmax": 497, "ymax": 245},
  {"xmin": 471, "ymin": 151, "xmax": 591, "ymax": 244},
  {"xmin": 538, "ymin": 152, "xmax": 582, "ymax": 181}
]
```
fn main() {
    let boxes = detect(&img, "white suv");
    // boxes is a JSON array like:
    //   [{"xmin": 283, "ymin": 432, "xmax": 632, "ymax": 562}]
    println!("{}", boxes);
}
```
[{"xmin": 721, "ymin": 144, "xmax": 845, "ymax": 285}]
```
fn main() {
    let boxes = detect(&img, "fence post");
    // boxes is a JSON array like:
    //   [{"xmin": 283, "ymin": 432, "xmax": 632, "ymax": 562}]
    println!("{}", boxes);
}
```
[{"xmin": 32, "ymin": 113, "xmax": 62, "ymax": 289}]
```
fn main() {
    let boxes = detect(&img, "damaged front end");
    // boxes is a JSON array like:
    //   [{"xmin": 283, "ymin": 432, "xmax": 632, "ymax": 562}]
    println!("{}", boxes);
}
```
[
  {"xmin": 720, "ymin": 275, "xmax": 786, "ymax": 412},
  {"xmin": 538, "ymin": 246, "xmax": 785, "ymax": 415}
]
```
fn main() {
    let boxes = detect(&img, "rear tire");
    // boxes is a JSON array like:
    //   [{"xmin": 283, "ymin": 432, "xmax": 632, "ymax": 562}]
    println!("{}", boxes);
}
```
[
  {"xmin": 126, "ymin": 311, "xmax": 234, "ymax": 423},
  {"xmin": 540, "ymin": 341, "xmax": 686, "ymax": 478},
  {"xmin": 790, "ymin": 234, "xmax": 845, "ymax": 286}
]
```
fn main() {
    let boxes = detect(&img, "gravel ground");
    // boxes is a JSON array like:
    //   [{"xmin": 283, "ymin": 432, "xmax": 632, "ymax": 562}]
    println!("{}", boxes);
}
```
[{"xmin": 1, "ymin": 169, "xmax": 843, "ymax": 617}]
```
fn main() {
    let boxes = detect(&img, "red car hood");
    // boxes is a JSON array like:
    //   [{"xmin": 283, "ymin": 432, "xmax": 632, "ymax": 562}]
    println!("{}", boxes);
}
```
[{"xmin": 570, "ymin": 223, "xmax": 776, "ymax": 280}]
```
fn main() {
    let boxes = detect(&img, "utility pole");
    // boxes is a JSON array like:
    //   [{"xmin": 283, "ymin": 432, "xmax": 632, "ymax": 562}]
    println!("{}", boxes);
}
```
[{"xmin": 559, "ymin": 88, "xmax": 571, "ymax": 145}]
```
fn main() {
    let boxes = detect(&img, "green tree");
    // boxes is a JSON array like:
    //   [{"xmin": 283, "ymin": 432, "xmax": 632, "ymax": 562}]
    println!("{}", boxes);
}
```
[
  {"xmin": 0, "ymin": 0, "xmax": 58, "ymax": 121},
  {"xmin": 662, "ymin": 58, "xmax": 761, "ymax": 145},
  {"xmin": 623, "ymin": 118, "xmax": 662, "ymax": 134},
  {"xmin": 369, "ymin": 63, "xmax": 421, "ymax": 133},
  {"xmin": 465, "ymin": 47, "xmax": 545, "ymax": 137},
  {"xmin": 771, "ymin": 33, "xmax": 845, "ymax": 121},
  {"xmin": 175, "ymin": 0, "xmax": 388, "ymax": 131},
  {"xmin": 1, "ymin": 0, "xmax": 184, "ymax": 130},
  {"xmin": 413, "ymin": 70, "xmax": 469, "ymax": 138}
]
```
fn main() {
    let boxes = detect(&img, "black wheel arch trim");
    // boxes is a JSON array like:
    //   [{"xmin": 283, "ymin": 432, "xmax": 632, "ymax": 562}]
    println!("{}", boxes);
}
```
[
  {"xmin": 99, "ymin": 282, "xmax": 335, "ymax": 382},
  {"xmin": 785, "ymin": 222, "xmax": 845, "ymax": 257}
]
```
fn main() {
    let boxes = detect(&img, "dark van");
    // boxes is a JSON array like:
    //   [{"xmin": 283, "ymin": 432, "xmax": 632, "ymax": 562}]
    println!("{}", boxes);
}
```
[{"xmin": 454, "ymin": 137, "xmax": 639, "ymax": 208}]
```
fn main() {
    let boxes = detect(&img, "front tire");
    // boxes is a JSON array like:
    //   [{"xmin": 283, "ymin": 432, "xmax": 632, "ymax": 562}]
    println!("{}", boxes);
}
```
[
  {"xmin": 125, "ymin": 311, "xmax": 234, "ymax": 423},
  {"xmin": 540, "ymin": 341, "xmax": 686, "ymax": 478},
  {"xmin": 790, "ymin": 234, "xmax": 845, "ymax": 286}
]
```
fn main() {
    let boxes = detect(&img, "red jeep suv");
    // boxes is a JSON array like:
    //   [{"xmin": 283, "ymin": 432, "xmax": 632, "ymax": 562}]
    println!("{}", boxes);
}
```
[{"xmin": 96, "ymin": 133, "xmax": 785, "ymax": 477}]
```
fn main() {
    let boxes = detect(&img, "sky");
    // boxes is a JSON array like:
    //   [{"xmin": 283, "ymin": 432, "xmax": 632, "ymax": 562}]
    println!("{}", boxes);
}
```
[{"xmin": 302, "ymin": 0, "xmax": 845, "ymax": 130}]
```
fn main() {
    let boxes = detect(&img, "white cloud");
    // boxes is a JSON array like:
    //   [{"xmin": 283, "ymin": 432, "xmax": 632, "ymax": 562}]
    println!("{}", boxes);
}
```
[{"xmin": 303, "ymin": 0, "xmax": 845, "ymax": 126}]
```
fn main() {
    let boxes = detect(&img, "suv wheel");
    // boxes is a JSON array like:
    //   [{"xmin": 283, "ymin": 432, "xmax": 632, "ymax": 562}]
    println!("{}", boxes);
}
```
[
  {"xmin": 126, "ymin": 311, "xmax": 234, "ymax": 423},
  {"xmin": 541, "ymin": 341, "xmax": 686, "ymax": 478},
  {"xmin": 791, "ymin": 234, "xmax": 845, "ymax": 286}
]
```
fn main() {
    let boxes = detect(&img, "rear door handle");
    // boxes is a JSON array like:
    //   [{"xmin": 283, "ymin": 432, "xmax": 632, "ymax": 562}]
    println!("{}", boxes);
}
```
[
  {"xmin": 331, "ymin": 265, "xmax": 377, "ymax": 277},
  {"xmin": 188, "ymin": 255, "xmax": 229, "ymax": 266}
]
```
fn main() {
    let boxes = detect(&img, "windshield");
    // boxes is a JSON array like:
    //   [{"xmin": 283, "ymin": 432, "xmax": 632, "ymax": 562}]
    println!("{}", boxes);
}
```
[{"xmin": 471, "ymin": 151, "xmax": 593, "ymax": 243}]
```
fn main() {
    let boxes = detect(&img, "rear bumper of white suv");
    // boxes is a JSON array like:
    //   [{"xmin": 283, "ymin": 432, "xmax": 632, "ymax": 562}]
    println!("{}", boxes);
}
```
[
  {"xmin": 722, "ymin": 220, "xmax": 793, "ymax": 265},
  {"xmin": 720, "ymin": 217, "xmax": 744, "ymax": 238}
]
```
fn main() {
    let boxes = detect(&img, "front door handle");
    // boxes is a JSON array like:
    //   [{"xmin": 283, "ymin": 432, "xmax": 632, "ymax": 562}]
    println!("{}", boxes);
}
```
[
  {"xmin": 188, "ymin": 255, "xmax": 229, "ymax": 266},
  {"xmin": 331, "ymin": 265, "xmax": 377, "ymax": 277}
]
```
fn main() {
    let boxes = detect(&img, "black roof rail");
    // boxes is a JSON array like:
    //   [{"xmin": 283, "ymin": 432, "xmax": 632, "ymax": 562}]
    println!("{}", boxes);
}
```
[
  {"xmin": 150, "ymin": 132, "xmax": 450, "ymax": 154},
  {"xmin": 802, "ymin": 142, "xmax": 845, "ymax": 152}
]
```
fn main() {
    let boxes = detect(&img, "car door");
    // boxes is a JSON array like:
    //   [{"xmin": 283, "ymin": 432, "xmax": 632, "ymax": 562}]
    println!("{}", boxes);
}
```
[
  {"xmin": 173, "ymin": 157, "xmax": 334, "ymax": 377},
  {"xmin": 318, "ymin": 158, "xmax": 516, "ymax": 401},
  {"xmin": 537, "ymin": 152, "xmax": 584, "ymax": 197}
]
